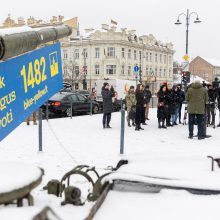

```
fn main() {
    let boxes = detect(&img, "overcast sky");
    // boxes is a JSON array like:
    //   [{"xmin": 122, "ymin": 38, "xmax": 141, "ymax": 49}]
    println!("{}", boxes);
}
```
[{"xmin": 1, "ymin": 0, "xmax": 219, "ymax": 62}]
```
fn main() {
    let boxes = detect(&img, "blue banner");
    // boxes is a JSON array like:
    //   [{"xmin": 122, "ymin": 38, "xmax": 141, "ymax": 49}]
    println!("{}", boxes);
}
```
[{"xmin": 0, "ymin": 43, "xmax": 63, "ymax": 141}]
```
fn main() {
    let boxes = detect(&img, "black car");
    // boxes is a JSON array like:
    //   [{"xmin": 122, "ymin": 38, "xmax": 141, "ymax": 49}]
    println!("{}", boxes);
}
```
[
  {"xmin": 43, "ymin": 92, "xmax": 100, "ymax": 117},
  {"xmin": 77, "ymin": 90, "xmax": 92, "ymax": 98}
]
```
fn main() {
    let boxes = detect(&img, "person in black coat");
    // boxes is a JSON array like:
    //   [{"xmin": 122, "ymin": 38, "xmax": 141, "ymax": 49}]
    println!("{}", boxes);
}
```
[
  {"xmin": 101, "ymin": 82, "xmax": 115, "ymax": 128},
  {"xmin": 157, "ymin": 85, "xmax": 168, "ymax": 128},
  {"xmin": 143, "ymin": 85, "xmax": 152, "ymax": 120},
  {"xmin": 172, "ymin": 85, "xmax": 182, "ymax": 125},
  {"xmin": 135, "ymin": 84, "xmax": 145, "ymax": 131},
  {"xmin": 165, "ymin": 84, "xmax": 176, "ymax": 126}
]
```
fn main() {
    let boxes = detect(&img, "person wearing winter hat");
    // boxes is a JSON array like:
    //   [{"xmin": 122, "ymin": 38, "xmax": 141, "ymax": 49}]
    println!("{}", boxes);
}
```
[
  {"xmin": 125, "ymin": 85, "xmax": 136, "ymax": 127},
  {"xmin": 101, "ymin": 82, "xmax": 115, "ymax": 128}
]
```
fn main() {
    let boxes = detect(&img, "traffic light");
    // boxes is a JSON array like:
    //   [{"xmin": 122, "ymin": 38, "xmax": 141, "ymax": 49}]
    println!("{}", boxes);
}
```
[{"xmin": 181, "ymin": 71, "xmax": 190, "ymax": 83}]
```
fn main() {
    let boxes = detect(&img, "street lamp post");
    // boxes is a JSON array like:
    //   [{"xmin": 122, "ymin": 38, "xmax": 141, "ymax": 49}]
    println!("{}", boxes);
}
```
[
  {"xmin": 175, "ymin": 9, "xmax": 201, "ymax": 56},
  {"xmin": 175, "ymin": 9, "xmax": 201, "ymax": 91},
  {"xmin": 139, "ymin": 51, "xmax": 142, "ymax": 83}
]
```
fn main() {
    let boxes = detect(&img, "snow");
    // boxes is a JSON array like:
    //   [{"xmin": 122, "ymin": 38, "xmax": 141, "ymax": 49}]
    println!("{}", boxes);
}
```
[
  {"xmin": 0, "ymin": 108, "xmax": 220, "ymax": 219},
  {"xmin": 94, "ymin": 190, "xmax": 220, "ymax": 220},
  {"xmin": 174, "ymin": 74, "xmax": 210, "ymax": 84},
  {"xmin": 0, "ymin": 162, "xmax": 42, "ymax": 193}
]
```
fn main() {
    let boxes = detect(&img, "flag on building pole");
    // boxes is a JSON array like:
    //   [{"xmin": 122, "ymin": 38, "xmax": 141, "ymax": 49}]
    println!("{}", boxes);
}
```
[{"xmin": 111, "ymin": 19, "xmax": 118, "ymax": 26}]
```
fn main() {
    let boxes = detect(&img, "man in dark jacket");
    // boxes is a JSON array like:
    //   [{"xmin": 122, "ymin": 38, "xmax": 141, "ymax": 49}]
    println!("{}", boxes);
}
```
[
  {"xmin": 143, "ymin": 85, "xmax": 152, "ymax": 120},
  {"xmin": 101, "ymin": 82, "xmax": 115, "ymax": 128},
  {"xmin": 186, "ymin": 80, "xmax": 208, "ymax": 139}
]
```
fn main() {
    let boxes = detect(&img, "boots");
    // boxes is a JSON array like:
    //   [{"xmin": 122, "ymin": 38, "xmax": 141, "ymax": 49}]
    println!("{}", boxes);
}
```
[
  {"xmin": 158, "ymin": 119, "xmax": 162, "ymax": 129},
  {"xmin": 217, "ymin": 123, "xmax": 220, "ymax": 127},
  {"xmin": 162, "ymin": 120, "xmax": 167, "ymax": 129},
  {"xmin": 128, "ymin": 122, "xmax": 131, "ymax": 127}
]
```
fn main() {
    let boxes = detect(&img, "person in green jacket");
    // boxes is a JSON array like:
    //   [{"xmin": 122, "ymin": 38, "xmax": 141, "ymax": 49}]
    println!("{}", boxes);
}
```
[
  {"xmin": 186, "ymin": 80, "xmax": 208, "ymax": 139},
  {"xmin": 125, "ymin": 86, "xmax": 136, "ymax": 127}
]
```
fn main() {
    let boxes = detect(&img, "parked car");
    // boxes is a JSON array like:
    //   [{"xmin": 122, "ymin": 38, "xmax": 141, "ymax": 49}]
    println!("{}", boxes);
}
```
[
  {"xmin": 77, "ymin": 90, "xmax": 92, "ymax": 98},
  {"xmin": 42, "ymin": 92, "xmax": 100, "ymax": 117}
]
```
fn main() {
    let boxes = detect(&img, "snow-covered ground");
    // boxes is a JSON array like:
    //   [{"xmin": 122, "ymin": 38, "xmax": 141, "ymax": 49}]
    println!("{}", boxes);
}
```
[{"xmin": 0, "ymin": 108, "xmax": 220, "ymax": 219}]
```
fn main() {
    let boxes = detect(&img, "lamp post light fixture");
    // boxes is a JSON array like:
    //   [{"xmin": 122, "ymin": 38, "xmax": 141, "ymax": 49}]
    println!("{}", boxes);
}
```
[{"xmin": 175, "ymin": 9, "xmax": 201, "ymax": 56}]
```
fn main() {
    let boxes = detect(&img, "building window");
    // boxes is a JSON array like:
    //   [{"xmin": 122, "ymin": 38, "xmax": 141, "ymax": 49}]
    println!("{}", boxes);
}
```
[
  {"xmin": 146, "ymin": 66, "xmax": 149, "ymax": 76},
  {"xmin": 169, "ymin": 56, "xmax": 172, "ymax": 65},
  {"xmin": 106, "ymin": 65, "xmax": 116, "ymax": 75},
  {"xmin": 164, "ymin": 55, "xmax": 167, "ymax": 64},
  {"xmin": 169, "ymin": 68, "xmax": 172, "ymax": 77},
  {"xmin": 107, "ymin": 47, "xmax": 115, "ymax": 57},
  {"xmin": 155, "ymin": 53, "xmax": 158, "ymax": 62},
  {"xmin": 95, "ymin": 65, "xmax": 100, "ymax": 75},
  {"xmin": 149, "ymin": 52, "xmax": 152, "ymax": 62},
  {"xmin": 121, "ymin": 65, "xmax": 125, "ymax": 75},
  {"xmin": 164, "ymin": 68, "xmax": 167, "ymax": 77},
  {"xmin": 134, "ymin": 50, "xmax": 137, "ymax": 60},
  {"xmin": 128, "ymin": 49, "xmax": 131, "ymax": 59},
  {"xmin": 63, "ymin": 50, "xmax": 68, "ymax": 59},
  {"xmin": 63, "ymin": 66, "xmax": 67, "ymax": 74},
  {"xmin": 75, "ymin": 66, "xmax": 79, "ymax": 77},
  {"xmin": 74, "ymin": 49, "xmax": 79, "ymax": 59},
  {"xmin": 128, "ymin": 66, "xmax": 131, "ymax": 75},
  {"xmin": 155, "ymin": 66, "xmax": 158, "ymax": 76},
  {"xmin": 160, "ymin": 54, "xmax": 162, "ymax": 63},
  {"xmin": 159, "ymin": 67, "xmax": 162, "ymax": 77},
  {"xmin": 122, "ymin": 48, "xmax": 125, "ymax": 58},
  {"xmin": 83, "ymin": 49, "xmax": 88, "ymax": 59},
  {"xmin": 146, "ymin": 52, "xmax": 149, "ymax": 61},
  {"xmin": 149, "ymin": 67, "xmax": 153, "ymax": 75},
  {"xmin": 95, "ymin": 48, "xmax": 100, "ymax": 58}
]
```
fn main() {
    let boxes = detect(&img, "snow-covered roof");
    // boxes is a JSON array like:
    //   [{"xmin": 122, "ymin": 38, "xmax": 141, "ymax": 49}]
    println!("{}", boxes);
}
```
[{"xmin": 202, "ymin": 57, "xmax": 220, "ymax": 67}]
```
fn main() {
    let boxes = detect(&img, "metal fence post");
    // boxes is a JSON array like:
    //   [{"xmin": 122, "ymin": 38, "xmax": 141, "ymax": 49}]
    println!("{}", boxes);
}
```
[
  {"xmin": 46, "ymin": 101, "xmax": 49, "ymax": 121},
  {"xmin": 90, "ymin": 96, "xmax": 93, "ymax": 116},
  {"xmin": 38, "ymin": 108, "xmax": 42, "ymax": 152},
  {"xmin": 120, "ymin": 109, "xmax": 125, "ymax": 154}
]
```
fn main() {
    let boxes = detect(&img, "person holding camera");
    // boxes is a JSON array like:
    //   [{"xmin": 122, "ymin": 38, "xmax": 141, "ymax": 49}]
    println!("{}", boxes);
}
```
[{"xmin": 101, "ymin": 82, "xmax": 115, "ymax": 128}]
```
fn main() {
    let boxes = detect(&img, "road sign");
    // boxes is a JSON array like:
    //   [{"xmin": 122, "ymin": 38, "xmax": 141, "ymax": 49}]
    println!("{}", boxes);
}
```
[
  {"xmin": 134, "ymin": 65, "xmax": 139, "ymax": 72},
  {"xmin": 183, "ymin": 54, "xmax": 189, "ymax": 61},
  {"xmin": 0, "ymin": 43, "xmax": 63, "ymax": 141}
]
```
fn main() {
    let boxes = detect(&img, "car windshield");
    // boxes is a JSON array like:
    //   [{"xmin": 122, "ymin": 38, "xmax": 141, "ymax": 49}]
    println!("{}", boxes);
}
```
[{"xmin": 49, "ymin": 93, "xmax": 67, "ymax": 101}]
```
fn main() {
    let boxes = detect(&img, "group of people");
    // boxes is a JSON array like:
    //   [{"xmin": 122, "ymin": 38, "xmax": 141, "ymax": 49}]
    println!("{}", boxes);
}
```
[
  {"xmin": 101, "ymin": 79, "xmax": 220, "ymax": 139},
  {"xmin": 101, "ymin": 82, "xmax": 152, "ymax": 131},
  {"xmin": 157, "ymin": 83, "xmax": 185, "ymax": 129}
]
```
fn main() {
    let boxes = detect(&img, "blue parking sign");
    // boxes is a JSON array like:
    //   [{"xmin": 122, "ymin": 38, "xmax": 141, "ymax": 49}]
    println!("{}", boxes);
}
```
[
  {"xmin": 0, "ymin": 43, "xmax": 63, "ymax": 141},
  {"xmin": 134, "ymin": 65, "xmax": 139, "ymax": 72}
]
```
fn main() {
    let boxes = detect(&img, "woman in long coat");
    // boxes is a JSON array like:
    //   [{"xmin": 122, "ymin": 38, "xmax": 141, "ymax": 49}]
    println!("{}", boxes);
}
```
[
  {"xmin": 157, "ymin": 85, "xmax": 168, "ymax": 128},
  {"xmin": 135, "ymin": 84, "xmax": 145, "ymax": 131},
  {"xmin": 101, "ymin": 82, "xmax": 115, "ymax": 128}
]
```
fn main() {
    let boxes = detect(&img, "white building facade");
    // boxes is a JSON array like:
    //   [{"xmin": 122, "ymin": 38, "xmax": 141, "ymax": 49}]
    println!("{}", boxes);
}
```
[{"xmin": 61, "ymin": 26, "xmax": 175, "ymax": 93}]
